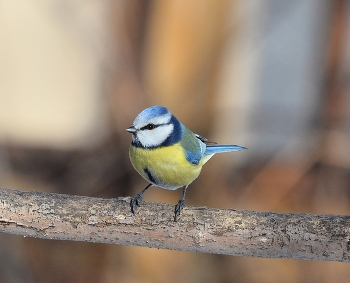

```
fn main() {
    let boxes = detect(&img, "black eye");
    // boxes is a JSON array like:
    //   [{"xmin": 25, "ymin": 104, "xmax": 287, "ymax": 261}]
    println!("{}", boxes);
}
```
[{"xmin": 146, "ymin": 124, "xmax": 155, "ymax": 130}]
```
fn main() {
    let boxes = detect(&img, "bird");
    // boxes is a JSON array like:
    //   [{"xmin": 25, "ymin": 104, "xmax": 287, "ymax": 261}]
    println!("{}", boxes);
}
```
[{"xmin": 126, "ymin": 106, "xmax": 246, "ymax": 221}]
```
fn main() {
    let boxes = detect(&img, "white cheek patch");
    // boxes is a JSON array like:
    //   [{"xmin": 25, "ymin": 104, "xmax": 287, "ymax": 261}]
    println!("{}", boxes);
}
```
[{"xmin": 137, "ymin": 124, "xmax": 174, "ymax": 147}]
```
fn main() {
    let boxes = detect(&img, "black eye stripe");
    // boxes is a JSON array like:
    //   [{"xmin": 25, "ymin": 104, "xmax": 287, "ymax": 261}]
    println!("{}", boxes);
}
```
[
  {"xmin": 140, "ymin": 123, "xmax": 169, "ymax": 131},
  {"xmin": 140, "ymin": 124, "xmax": 156, "ymax": 130}
]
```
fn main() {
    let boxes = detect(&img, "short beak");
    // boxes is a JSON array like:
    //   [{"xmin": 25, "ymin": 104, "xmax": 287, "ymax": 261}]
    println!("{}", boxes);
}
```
[{"xmin": 126, "ymin": 126, "xmax": 136, "ymax": 133}]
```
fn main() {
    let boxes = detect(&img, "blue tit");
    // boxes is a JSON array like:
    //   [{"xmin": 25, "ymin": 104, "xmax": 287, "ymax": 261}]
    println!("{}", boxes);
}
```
[{"xmin": 127, "ymin": 106, "xmax": 246, "ymax": 221}]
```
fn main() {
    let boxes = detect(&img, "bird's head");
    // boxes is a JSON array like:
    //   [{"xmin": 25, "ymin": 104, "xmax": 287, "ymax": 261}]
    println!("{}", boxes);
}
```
[{"xmin": 127, "ymin": 106, "xmax": 183, "ymax": 148}]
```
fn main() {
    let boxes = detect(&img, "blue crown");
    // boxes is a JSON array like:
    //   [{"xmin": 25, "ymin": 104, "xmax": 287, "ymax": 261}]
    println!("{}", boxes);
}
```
[{"xmin": 136, "ymin": 106, "xmax": 170, "ymax": 121}]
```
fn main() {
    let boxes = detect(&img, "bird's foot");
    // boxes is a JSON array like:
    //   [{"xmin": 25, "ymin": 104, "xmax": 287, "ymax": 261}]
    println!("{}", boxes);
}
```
[
  {"xmin": 130, "ymin": 193, "xmax": 143, "ymax": 214},
  {"xmin": 174, "ymin": 198, "xmax": 186, "ymax": 221}
]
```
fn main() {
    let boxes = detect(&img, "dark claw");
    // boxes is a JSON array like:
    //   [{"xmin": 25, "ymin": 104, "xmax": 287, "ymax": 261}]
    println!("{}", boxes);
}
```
[
  {"xmin": 174, "ymin": 198, "xmax": 186, "ymax": 221},
  {"xmin": 130, "ymin": 193, "xmax": 143, "ymax": 214},
  {"xmin": 130, "ymin": 183, "xmax": 153, "ymax": 215}
]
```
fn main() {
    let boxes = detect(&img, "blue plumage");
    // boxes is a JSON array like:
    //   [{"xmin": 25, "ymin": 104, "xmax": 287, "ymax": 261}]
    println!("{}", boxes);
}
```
[
  {"xmin": 161, "ymin": 114, "xmax": 183, "ymax": 147},
  {"xmin": 136, "ymin": 105, "xmax": 169, "ymax": 121},
  {"xmin": 184, "ymin": 149, "xmax": 202, "ymax": 165},
  {"xmin": 127, "ymin": 105, "xmax": 247, "ymax": 221},
  {"xmin": 204, "ymin": 144, "xmax": 247, "ymax": 155}
]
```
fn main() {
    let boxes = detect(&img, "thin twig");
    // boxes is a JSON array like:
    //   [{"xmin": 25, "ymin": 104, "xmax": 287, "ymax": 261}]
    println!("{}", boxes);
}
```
[{"xmin": 0, "ymin": 188, "xmax": 349, "ymax": 262}]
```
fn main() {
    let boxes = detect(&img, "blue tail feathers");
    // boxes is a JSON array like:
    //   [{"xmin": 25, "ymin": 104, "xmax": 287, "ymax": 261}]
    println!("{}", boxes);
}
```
[{"xmin": 204, "ymin": 145, "xmax": 247, "ymax": 155}]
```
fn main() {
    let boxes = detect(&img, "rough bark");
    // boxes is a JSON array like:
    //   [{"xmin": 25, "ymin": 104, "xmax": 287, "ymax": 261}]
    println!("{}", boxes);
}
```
[{"xmin": 0, "ymin": 188, "xmax": 349, "ymax": 262}]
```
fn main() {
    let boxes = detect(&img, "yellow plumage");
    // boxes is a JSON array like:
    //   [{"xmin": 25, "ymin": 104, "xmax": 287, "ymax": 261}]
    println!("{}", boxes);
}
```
[
  {"xmin": 127, "ymin": 106, "xmax": 245, "ymax": 221},
  {"xmin": 129, "ymin": 143, "xmax": 209, "ymax": 189}
]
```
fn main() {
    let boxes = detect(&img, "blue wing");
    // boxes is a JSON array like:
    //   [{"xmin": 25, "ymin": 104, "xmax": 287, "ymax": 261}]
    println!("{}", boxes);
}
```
[
  {"xmin": 181, "ymin": 127, "xmax": 247, "ymax": 164},
  {"xmin": 205, "ymin": 145, "xmax": 247, "ymax": 155},
  {"xmin": 184, "ymin": 149, "xmax": 202, "ymax": 165},
  {"xmin": 180, "ymin": 128, "xmax": 206, "ymax": 165}
]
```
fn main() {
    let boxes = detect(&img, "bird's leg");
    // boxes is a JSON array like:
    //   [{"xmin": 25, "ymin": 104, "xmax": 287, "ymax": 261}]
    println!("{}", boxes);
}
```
[
  {"xmin": 130, "ymin": 183, "xmax": 152, "ymax": 214},
  {"xmin": 174, "ymin": 185, "xmax": 188, "ymax": 221}
]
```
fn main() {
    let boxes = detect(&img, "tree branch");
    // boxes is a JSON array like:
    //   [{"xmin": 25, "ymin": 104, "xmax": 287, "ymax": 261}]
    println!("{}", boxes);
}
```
[{"xmin": 0, "ymin": 188, "xmax": 350, "ymax": 262}]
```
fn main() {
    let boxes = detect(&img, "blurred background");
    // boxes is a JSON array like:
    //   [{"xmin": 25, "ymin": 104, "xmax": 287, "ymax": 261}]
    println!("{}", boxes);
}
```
[{"xmin": 1, "ymin": 0, "xmax": 350, "ymax": 282}]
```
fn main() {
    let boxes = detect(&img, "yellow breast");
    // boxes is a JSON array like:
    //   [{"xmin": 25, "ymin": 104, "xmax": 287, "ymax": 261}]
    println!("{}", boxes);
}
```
[{"xmin": 129, "ymin": 143, "xmax": 204, "ymax": 189}]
